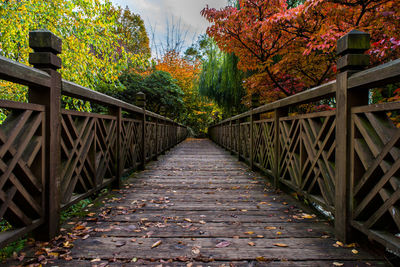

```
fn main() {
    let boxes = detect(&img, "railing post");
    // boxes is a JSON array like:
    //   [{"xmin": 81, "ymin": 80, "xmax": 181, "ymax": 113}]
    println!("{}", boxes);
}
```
[
  {"xmin": 109, "ymin": 106, "xmax": 122, "ymax": 188},
  {"xmin": 136, "ymin": 92, "xmax": 146, "ymax": 170},
  {"xmin": 335, "ymin": 30, "xmax": 370, "ymax": 242},
  {"xmin": 229, "ymin": 120, "xmax": 233, "ymax": 154},
  {"xmin": 250, "ymin": 93, "xmax": 260, "ymax": 170},
  {"xmin": 273, "ymin": 108, "xmax": 288, "ymax": 189},
  {"xmin": 28, "ymin": 30, "xmax": 62, "ymax": 240}
]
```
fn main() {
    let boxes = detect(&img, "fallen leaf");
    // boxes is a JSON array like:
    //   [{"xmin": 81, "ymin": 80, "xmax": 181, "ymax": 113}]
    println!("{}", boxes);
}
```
[
  {"xmin": 256, "ymin": 256, "xmax": 270, "ymax": 262},
  {"xmin": 346, "ymin": 243, "xmax": 357, "ymax": 248},
  {"xmin": 115, "ymin": 241, "xmax": 126, "ymax": 247},
  {"xmin": 301, "ymin": 214, "xmax": 314, "ymax": 219},
  {"xmin": 276, "ymin": 231, "xmax": 282, "ymax": 235},
  {"xmin": 333, "ymin": 262, "xmax": 344, "ymax": 266},
  {"xmin": 273, "ymin": 243, "xmax": 288, "ymax": 247},
  {"xmin": 248, "ymin": 242, "xmax": 255, "ymax": 246},
  {"xmin": 184, "ymin": 218, "xmax": 192, "ymax": 222},
  {"xmin": 336, "ymin": 241, "xmax": 344, "ymax": 247},
  {"xmin": 352, "ymin": 249, "xmax": 358, "ymax": 254},
  {"xmin": 244, "ymin": 231, "xmax": 254, "ymax": 235},
  {"xmin": 151, "ymin": 240, "xmax": 162, "ymax": 248},
  {"xmin": 264, "ymin": 226, "xmax": 277, "ymax": 230},
  {"xmin": 191, "ymin": 246, "xmax": 200, "ymax": 255},
  {"xmin": 257, "ymin": 235, "xmax": 264, "ymax": 238},
  {"xmin": 199, "ymin": 220, "xmax": 206, "ymax": 224},
  {"xmin": 216, "ymin": 241, "xmax": 231, "ymax": 248},
  {"xmin": 91, "ymin": 258, "xmax": 101, "ymax": 262}
]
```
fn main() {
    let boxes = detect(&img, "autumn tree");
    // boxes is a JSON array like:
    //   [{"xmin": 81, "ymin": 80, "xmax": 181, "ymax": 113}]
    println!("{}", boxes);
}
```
[
  {"xmin": 202, "ymin": 0, "xmax": 400, "ymax": 104},
  {"xmin": 156, "ymin": 50, "xmax": 220, "ymax": 135}
]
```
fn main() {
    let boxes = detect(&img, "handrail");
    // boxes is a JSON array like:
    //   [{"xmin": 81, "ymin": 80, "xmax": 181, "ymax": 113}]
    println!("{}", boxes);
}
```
[
  {"xmin": 208, "ymin": 30, "xmax": 400, "ymax": 255},
  {"xmin": 0, "ymin": 30, "xmax": 188, "ymax": 248}
]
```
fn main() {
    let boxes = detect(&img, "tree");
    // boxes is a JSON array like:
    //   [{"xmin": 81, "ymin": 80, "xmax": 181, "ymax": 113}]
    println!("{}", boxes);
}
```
[
  {"xmin": 113, "ymin": 6, "xmax": 151, "ymax": 56},
  {"xmin": 116, "ymin": 70, "xmax": 185, "ymax": 118},
  {"xmin": 201, "ymin": 0, "xmax": 400, "ymax": 104},
  {"xmin": 156, "ymin": 50, "xmax": 220, "ymax": 135},
  {"xmin": 0, "ymin": 0, "xmax": 147, "ymax": 105},
  {"xmin": 194, "ymin": 36, "xmax": 247, "ymax": 116}
]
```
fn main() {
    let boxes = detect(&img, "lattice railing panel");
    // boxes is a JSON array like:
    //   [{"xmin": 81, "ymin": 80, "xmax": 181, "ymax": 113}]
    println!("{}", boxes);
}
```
[
  {"xmin": 351, "ymin": 103, "xmax": 400, "ymax": 248},
  {"xmin": 240, "ymin": 122, "xmax": 251, "ymax": 160},
  {"xmin": 279, "ymin": 111, "xmax": 336, "ymax": 212},
  {"xmin": 253, "ymin": 119, "xmax": 275, "ymax": 174},
  {"xmin": 0, "ymin": 103, "xmax": 45, "ymax": 233},
  {"xmin": 61, "ymin": 111, "xmax": 116, "ymax": 207},
  {"xmin": 145, "ymin": 122, "xmax": 156, "ymax": 160},
  {"xmin": 232, "ymin": 124, "xmax": 239, "ymax": 154},
  {"xmin": 121, "ymin": 119, "xmax": 141, "ymax": 171}
]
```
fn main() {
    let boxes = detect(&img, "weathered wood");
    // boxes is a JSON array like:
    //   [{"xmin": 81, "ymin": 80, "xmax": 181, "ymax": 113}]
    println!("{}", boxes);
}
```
[
  {"xmin": 0, "ymin": 55, "xmax": 51, "ymax": 88},
  {"xmin": 335, "ymin": 30, "xmax": 370, "ymax": 242},
  {"xmin": 32, "ymin": 139, "xmax": 383, "ymax": 266},
  {"xmin": 28, "ymin": 30, "xmax": 62, "ymax": 240}
]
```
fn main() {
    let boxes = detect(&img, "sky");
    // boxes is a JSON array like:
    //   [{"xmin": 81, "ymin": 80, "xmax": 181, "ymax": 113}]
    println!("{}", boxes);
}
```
[{"xmin": 110, "ymin": 0, "xmax": 228, "ymax": 55}]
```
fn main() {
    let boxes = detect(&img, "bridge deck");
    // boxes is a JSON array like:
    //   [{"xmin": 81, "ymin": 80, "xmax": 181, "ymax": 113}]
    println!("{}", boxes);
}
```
[{"xmin": 17, "ymin": 139, "xmax": 386, "ymax": 266}]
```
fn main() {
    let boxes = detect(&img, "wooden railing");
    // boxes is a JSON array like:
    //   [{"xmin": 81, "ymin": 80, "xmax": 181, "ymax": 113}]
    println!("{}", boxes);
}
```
[
  {"xmin": 209, "ymin": 30, "xmax": 400, "ymax": 254},
  {"xmin": 0, "ymin": 30, "xmax": 187, "ymax": 248}
]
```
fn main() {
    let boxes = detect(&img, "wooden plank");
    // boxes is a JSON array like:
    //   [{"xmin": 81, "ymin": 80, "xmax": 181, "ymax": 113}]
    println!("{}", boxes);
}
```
[
  {"xmin": 70, "ymin": 237, "xmax": 381, "ymax": 261},
  {"xmin": 0, "ymin": 55, "xmax": 51, "ymax": 88},
  {"xmin": 348, "ymin": 58, "xmax": 400, "ymax": 90}
]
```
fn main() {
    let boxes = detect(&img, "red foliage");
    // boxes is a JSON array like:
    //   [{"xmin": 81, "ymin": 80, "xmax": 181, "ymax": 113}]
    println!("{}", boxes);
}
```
[{"xmin": 202, "ymin": 0, "xmax": 400, "ymax": 103}]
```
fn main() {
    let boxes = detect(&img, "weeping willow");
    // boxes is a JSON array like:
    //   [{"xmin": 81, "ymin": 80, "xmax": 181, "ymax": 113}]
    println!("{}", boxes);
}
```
[{"xmin": 198, "ymin": 40, "xmax": 246, "ymax": 117}]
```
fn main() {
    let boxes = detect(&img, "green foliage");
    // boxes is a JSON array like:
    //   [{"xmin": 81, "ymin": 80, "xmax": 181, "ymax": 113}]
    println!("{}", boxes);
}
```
[
  {"xmin": 113, "ymin": 5, "xmax": 151, "ymax": 56},
  {"xmin": 115, "ymin": 70, "xmax": 185, "ymax": 118},
  {"xmin": 195, "ymin": 37, "xmax": 247, "ymax": 117},
  {"xmin": 0, "ymin": 0, "xmax": 147, "ymax": 103}
]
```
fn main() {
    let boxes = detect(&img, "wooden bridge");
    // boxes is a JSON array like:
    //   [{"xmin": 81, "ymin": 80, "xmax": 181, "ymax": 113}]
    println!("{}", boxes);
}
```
[{"xmin": 0, "ymin": 30, "xmax": 399, "ymax": 265}]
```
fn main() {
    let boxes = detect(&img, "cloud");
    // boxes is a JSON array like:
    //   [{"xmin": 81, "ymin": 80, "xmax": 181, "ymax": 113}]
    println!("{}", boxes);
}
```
[{"xmin": 110, "ymin": 0, "xmax": 227, "ymax": 54}]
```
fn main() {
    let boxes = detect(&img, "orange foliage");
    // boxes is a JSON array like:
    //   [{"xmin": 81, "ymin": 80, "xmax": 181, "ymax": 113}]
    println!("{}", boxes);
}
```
[{"xmin": 202, "ymin": 0, "xmax": 400, "ymax": 103}]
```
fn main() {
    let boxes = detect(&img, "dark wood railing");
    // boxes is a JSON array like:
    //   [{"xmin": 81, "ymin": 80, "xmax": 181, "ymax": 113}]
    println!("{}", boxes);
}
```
[
  {"xmin": 209, "ymin": 30, "xmax": 400, "ymax": 254},
  {"xmin": 0, "ymin": 30, "xmax": 187, "ymax": 248}
]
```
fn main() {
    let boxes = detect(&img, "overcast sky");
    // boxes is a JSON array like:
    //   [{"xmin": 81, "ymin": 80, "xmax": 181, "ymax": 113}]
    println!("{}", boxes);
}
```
[{"xmin": 110, "ymin": 0, "xmax": 228, "ymax": 55}]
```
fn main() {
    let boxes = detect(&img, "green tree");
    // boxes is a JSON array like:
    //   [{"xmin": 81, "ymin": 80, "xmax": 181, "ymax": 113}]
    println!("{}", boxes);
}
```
[
  {"xmin": 0, "ymin": 0, "xmax": 147, "ymax": 105},
  {"xmin": 190, "ymin": 36, "xmax": 247, "ymax": 117},
  {"xmin": 113, "ymin": 6, "xmax": 151, "ymax": 56},
  {"xmin": 116, "ymin": 70, "xmax": 185, "ymax": 118}
]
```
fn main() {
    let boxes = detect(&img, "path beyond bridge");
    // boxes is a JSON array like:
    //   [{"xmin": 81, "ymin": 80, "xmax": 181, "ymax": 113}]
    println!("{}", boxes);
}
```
[{"xmin": 15, "ymin": 139, "xmax": 385, "ymax": 266}]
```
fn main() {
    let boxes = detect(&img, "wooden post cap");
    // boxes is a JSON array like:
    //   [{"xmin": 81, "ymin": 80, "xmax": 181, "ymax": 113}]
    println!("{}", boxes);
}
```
[
  {"xmin": 29, "ymin": 30, "xmax": 62, "ymax": 54},
  {"xmin": 337, "ymin": 30, "xmax": 370, "ymax": 71},
  {"xmin": 29, "ymin": 30, "xmax": 62, "ymax": 70},
  {"xmin": 136, "ymin": 92, "xmax": 146, "ymax": 108}
]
